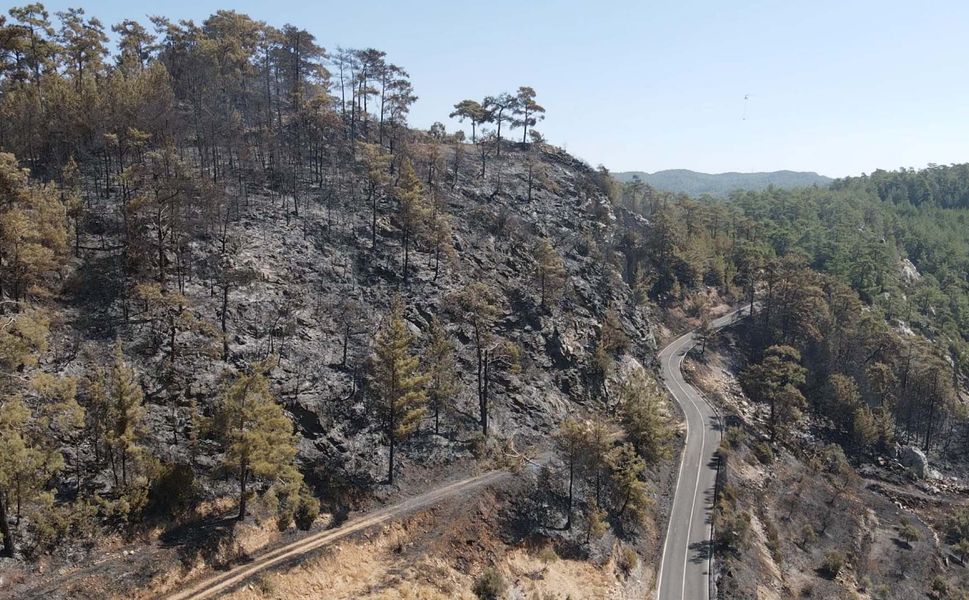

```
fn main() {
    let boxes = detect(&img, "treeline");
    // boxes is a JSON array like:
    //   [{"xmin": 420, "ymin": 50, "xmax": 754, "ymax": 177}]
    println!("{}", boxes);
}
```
[
  {"xmin": 0, "ymin": 6, "xmax": 411, "ymax": 195},
  {"xmin": 835, "ymin": 163, "xmax": 969, "ymax": 210},
  {"xmin": 614, "ymin": 173, "xmax": 968, "ymax": 460},
  {"xmin": 0, "ymin": 5, "xmax": 547, "ymax": 186}
]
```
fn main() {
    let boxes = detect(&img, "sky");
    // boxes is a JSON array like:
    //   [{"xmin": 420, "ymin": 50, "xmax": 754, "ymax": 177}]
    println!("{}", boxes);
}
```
[{"xmin": 33, "ymin": 0, "xmax": 969, "ymax": 177}]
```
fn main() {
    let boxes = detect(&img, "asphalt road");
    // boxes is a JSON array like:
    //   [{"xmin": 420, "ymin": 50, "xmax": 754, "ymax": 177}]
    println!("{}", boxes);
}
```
[{"xmin": 655, "ymin": 306, "xmax": 750, "ymax": 600}]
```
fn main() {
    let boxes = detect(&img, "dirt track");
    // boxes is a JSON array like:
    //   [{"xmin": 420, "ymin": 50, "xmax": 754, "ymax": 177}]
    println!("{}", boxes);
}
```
[{"xmin": 164, "ymin": 468, "xmax": 510, "ymax": 600}]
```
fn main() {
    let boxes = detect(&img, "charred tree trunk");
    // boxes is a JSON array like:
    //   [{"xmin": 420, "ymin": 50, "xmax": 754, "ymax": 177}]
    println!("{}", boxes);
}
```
[
  {"xmin": 221, "ymin": 283, "xmax": 230, "ymax": 361},
  {"xmin": 238, "ymin": 463, "xmax": 249, "ymax": 520},
  {"xmin": 0, "ymin": 491, "xmax": 14, "ymax": 558},
  {"xmin": 565, "ymin": 455, "xmax": 574, "ymax": 530},
  {"xmin": 388, "ymin": 430, "xmax": 396, "ymax": 485}
]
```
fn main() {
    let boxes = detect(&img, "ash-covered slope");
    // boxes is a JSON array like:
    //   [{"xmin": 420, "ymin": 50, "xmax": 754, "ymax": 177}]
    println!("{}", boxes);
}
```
[{"xmin": 56, "ymin": 141, "xmax": 656, "ymax": 492}]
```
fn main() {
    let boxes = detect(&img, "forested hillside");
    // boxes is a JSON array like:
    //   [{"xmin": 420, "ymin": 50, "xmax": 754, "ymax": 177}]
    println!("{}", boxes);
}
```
[
  {"xmin": 1, "ymin": 4, "xmax": 968, "ymax": 599},
  {"xmin": 0, "ymin": 7, "xmax": 690, "ymax": 598},
  {"xmin": 616, "ymin": 165, "xmax": 969, "ymax": 598},
  {"xmin": 837, "ymin": 164, "xmax": 969, "ymax": 209},
  {"xmin": 618, "ymin": 172, "xmax": 968, "ymax": 460}
]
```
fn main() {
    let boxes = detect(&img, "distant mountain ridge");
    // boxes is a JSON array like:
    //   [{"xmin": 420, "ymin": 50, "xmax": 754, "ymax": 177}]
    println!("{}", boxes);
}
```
[{"xmin": 614, "ymin": 169, "xmax": 832, "ymax": 196}]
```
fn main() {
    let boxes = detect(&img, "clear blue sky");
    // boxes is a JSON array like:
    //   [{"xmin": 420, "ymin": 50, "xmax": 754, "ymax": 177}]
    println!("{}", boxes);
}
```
[{"xmin": 35, "ymin": 0, "xmax": 969, "ymax": 177}]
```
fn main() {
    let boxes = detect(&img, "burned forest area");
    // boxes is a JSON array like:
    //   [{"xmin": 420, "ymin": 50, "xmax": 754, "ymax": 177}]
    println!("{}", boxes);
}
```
[{"xmin": 1, "ymin": 5, "xmax": 969, "ymax": 600}]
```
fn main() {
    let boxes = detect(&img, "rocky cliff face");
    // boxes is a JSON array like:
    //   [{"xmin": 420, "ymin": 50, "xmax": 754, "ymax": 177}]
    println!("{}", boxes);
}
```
[{"xmin": 52, "ymin": 141, "xmax": 656, "ymax": 493}]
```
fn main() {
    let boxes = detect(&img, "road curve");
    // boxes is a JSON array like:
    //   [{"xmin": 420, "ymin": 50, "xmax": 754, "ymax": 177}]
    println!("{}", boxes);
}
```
[
  {"xmin": 164, "ymin": 469, "xmax": 509, "ymax": 600},
  {"xmin": 655, "ymin": 307, "xmax": 750, "ymax": 600}
]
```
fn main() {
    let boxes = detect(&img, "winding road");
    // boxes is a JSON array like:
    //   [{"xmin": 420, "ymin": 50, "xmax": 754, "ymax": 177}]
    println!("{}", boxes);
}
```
[
  {"xmin": 162, "ymin": 308, "xmax": 749, "ymax": 600},
  {"xmin": 655, "ymin": 306, "xmax": 750, "ymax": 600}
]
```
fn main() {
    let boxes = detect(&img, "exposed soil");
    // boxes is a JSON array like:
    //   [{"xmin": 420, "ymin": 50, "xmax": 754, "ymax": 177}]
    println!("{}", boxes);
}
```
[{"xmin": 214, "ymin": 481, "xmax": 649, "ymax": 600}]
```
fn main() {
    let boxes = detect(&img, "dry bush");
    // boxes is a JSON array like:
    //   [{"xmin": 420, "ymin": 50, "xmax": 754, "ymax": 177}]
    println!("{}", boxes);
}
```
[
  {"xmin": 616, "ymin": 545, "xmax": 638, "ymax": 576},
  {"xmin": 473, "ymin": 567, "xmax": 506, "ymax": 600},
  {"xmin": 819, "ymin": 549, "xmax": 844, "ymax": 579}
]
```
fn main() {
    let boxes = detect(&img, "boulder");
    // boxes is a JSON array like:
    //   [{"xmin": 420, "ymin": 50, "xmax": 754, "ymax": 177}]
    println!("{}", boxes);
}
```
[
  {"xmin": 545, "ymin": 326, "xmax": 579, "ymax": 369},
  {"xmin": 899, "ymin": 445, "xmax": 929, "ymax": 478}
]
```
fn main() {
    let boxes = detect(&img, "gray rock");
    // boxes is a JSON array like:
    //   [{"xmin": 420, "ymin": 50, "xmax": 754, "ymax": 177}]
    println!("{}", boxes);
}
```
[{"xmin": 899, "ymin": 445, "xmax": 929, "ymax": 478}]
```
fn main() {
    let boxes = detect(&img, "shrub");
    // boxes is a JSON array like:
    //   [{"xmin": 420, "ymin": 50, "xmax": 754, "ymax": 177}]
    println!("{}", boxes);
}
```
[
  {"xmin": 294, "ymin": 492, "xmax": 320, "ymax": 530},
  {"xmin": 584, "ymin": 507, "xmax": 609, "ymax": 544},
  {"xmin": 25, "ymin": 495, "xmax": 95, "ymax": 557},
  {"xmin": 724, "ymin": 426, "xmax": 746, "ymax": 449},
  {"xmin": 948, "ymin": 508, "xmax": 969, "ymax": 543},
  {"xmin": 101, "ymin": 478, "xmax": 151, "ymax": 524},
  {"xmin": 536, "ymin": 545, "xmax": 558, "ymax": 564},
  {"xmin": 955, "ymin": 538, "xmax": 969, "ymax": 561},
  {"xmin": 898, "ymin": 518, "xmax": 920, "ymax": 543},
  {"xmin": 254, "ymin": 574, "xmax": 275, "ymax": 595},
  {"xmin": 800, "ymin": 523, "xmax": 818, "ymax": 547},
  {"xmin": 764, "ymin": 518, "xmax": 782, "ymax": 563},
  {"xmin": 718, "ymin": 482, "xmax": 738, "ymax": 506},
  {"xmin": 819, "ymin": 549, "xmax": 845, "ymax": 579},
  {"xmin": 752, "ymin": 441, "xmax": 773, "ymax": 465},
  {"xmin": 715, "ymin": 504, "xmax": 750, "ymax": 553},
  {"xmin": 468, "ymin": 432, "xmax": 489, "ymax": 459},
  {"xmin": 473, "ymin": 567, "xmax": 506, "ymax": 600},
  {"xmin": 147, "ymin": 463, "xmax": 197, "ymax": 519},
  {"xmin": 929, "ymin": 576, "xmax": 948, "ymax": 600},
  {"xmin": 617, "ymin": 546, "xmax": 638, "ymax": 576},
  {"xmin": 822, "ymin": 444, "xmax": 850, "ymax": 476}
]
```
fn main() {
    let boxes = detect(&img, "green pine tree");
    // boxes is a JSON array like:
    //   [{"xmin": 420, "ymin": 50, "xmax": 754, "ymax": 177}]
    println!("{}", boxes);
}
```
[
  {"xmin": 618, "ymin": 370, "xmax": 674, "ymax": 463},
  {"xmin": 740, "ymin": 345, "xmax": 807, "ymax": 443},
  {"xmin": 0, "ymin": 396, "xmax": 65, "ymax": 557},
  {"xmin": 396, "ymin": 159, "xmax": 429, "ymax": 285},
  {"xmin": 212, "ymin": 359, "xmax": 301, "ymax": 520},
  {"xmin": 532, "ymin": 238, "xmax": 566, "ymax": 309},
  {"xmin": 106, "ymin": 342, "xmax": 145, "ymax": 489},
  {"xmin": 425, "ymin": 316, "xmax": 458, "ymax": 436},
  {"xmin": 608, "ymin": 442, "xmax": 651, "ymax": 523},
  {"xmin": 554, "ymin": 419, "xmax": 588, "ymax": 530},
  {"xmin": 371, "ymin": 299, "xmax": 428, "ymax": 484}
]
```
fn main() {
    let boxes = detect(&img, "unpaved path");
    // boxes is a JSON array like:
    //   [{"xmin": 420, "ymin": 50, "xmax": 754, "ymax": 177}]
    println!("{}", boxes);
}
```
[{"xmin": 164, "ymin": 468, "xmax": 510, "ymax": 599}]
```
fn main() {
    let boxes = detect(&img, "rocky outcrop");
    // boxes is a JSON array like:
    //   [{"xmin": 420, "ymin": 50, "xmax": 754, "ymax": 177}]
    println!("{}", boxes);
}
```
[{"xmin": 899, "ymin": 445, "xmax": 929, "ymax": 478}]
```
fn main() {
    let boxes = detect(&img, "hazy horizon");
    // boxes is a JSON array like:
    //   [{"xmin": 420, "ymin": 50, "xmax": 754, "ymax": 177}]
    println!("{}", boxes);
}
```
[{"xmin": 610, "ymin": 167, "xmax": 833, "ymax": 177}]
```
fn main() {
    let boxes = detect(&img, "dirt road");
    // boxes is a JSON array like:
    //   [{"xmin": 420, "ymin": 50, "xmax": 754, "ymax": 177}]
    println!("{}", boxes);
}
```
[{"xmin": 164, "ymin": 468, "xmax": 510, "ymax": 600}]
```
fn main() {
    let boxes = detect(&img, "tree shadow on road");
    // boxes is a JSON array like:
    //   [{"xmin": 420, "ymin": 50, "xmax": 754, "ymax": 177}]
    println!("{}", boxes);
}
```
[{"xmin": 689, "ymin": 538, "xmax": 714, "ymax": 564}]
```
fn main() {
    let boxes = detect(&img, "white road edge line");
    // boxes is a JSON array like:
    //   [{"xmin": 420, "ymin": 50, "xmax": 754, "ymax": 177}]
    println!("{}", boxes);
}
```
[
  {"xmin": 675, "ymin": 350, "xmax": 706, "ymax": 600},
  {"xmin": 654, "ymin": 332, "xmax": 692, "ymax": 599},
  {"xmin": 655, "ymin": 306, "xmax": 747, "ymax": 600}
]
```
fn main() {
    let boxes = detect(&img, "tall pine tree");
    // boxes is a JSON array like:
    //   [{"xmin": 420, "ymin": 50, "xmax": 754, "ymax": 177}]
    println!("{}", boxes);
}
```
[
  {"xmin": 370, "ymin": 298, "xmax": 427, "ymax": 484},
  {"xmin": 211, "ymin": 360, "xmax": 302, "ymax": 520},
  {"xmin": 425, "ymin": 316, "xmax": 457, "ymax": 436}
]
